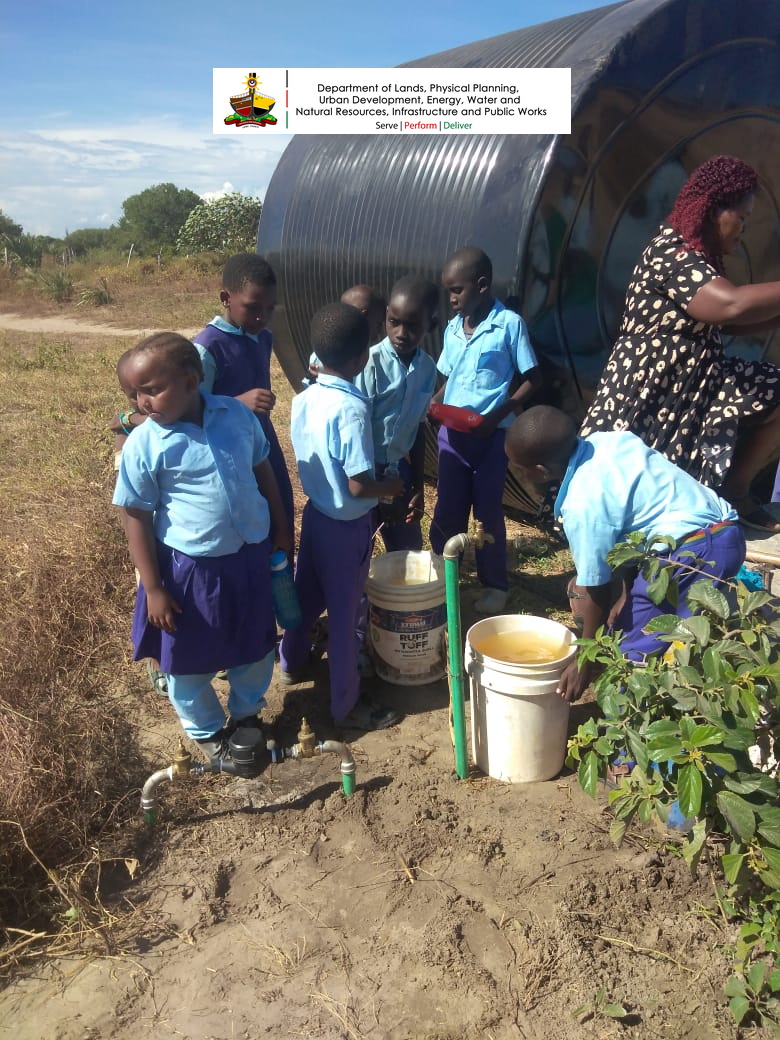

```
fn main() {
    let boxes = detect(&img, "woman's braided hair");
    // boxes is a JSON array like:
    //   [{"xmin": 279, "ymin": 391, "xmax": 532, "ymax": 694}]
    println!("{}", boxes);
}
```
[{"xmin": 669, "ymin": 155, "xmax": 758, "ymax": 267}]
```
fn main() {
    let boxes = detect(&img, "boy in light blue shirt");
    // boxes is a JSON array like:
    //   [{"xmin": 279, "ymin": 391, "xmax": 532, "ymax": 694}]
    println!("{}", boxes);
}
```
[
  {"xmin": 354, "ymin": 275, "xmax": 438, "ymax": 551},
  {"xmin": 430, "ymin": 246, "xmax": 541, "ymax": 614},
  {"xmin": 279, "ymin": 303, "xmax": 404, "ymax": 731},
  {"xmin": 506, "ymin": 406, "xmax": 745, "ymax": 702}
]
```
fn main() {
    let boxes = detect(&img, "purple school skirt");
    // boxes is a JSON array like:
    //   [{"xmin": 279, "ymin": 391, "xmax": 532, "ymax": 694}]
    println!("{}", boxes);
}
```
[{"xmin": 132, "ymin": 539, "xmax": 276, "ymax": 676}]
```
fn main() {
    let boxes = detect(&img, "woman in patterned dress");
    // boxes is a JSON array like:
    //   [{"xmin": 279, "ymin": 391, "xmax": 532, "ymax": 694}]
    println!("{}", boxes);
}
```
[{"xmin": 581, "ymin": 155, "xmax": 780, "ymax": 532}]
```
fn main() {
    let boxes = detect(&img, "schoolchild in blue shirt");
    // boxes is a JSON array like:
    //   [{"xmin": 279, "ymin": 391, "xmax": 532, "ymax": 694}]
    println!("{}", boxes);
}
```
[
  {"xmin": 430, "ymin": 246, "xmax": 541, "ymax": 614},
  {"xmin": 354, "ymin": 275, "xmax": 438, "ymax": 551},
  {"xmin": 194, "ymin": 253, "xmax": 295, "ymax": 545},
  {"xmin": 279, "ymin": 303, "xmax": 404, "ymax": 730},
  {"xmin": 113, "ymin": 333, "xmax": 292, "ymax": 764},
  {"xmin": 307, "ymin": 284, "xmax": 386, "ymax": 385},
  {"xmin": 506, "ymin": 406, "xmax": 745, "ymax": 702}
]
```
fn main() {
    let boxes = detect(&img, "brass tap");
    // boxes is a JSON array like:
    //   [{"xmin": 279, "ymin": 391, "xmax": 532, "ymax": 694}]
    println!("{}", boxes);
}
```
[
  {"xmin": 171, "ymin": 738, "xmax": 193, "ymax": 778},
  {"xmin": 297, "ymin": 717, "xmax": 317, "ymax": 758},
  {"xmin": 473, "ymin": 520, "xmax": 494, "ymax": 548}
]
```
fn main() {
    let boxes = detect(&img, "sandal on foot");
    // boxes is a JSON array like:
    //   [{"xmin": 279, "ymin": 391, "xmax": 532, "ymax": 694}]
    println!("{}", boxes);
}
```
[
  {"xmin": 736, "ymin": 503, "xmax": 780, "ymax": 534},
  {"xmin": 146, "ymin": 661, "xmax": 168, "ymax": 697},
  {"xmin": 604, "ymin": 757, "xmax": 635, "ymax": 789}
]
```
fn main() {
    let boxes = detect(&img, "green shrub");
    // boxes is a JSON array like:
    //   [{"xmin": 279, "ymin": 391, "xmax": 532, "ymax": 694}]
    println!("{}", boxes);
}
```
[{"xmin": 566, "ymin": 532, "xmax": 780, "ymax": 1029}]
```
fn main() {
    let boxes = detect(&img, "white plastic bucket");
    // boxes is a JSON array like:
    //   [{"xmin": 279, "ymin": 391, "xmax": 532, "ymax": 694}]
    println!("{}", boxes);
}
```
[
  {"xmin": 366, "ymin": 551, "xmax": 446, "ymax": 685},
  {"xmin": 466, "ymin": 614, "xmax": 576, "ymax": 782}
]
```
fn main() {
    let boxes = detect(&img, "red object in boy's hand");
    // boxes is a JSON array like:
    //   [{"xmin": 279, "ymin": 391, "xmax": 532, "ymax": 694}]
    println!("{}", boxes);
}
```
[{"xmin": 428, "ymin": 402, "xmax": 484, "ymax": 432}]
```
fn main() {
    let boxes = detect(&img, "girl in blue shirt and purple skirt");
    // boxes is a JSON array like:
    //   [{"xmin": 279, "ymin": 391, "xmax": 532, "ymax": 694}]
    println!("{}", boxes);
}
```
[{"xmin": 113, "ymin": 332, "xmax": 292, "ymax": 763}]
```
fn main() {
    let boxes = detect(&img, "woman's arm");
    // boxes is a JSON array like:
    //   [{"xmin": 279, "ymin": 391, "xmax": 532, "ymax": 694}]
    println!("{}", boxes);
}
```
[{"xmin": 687, "ymin": 276, "xmax": 780, "ymax": 327}]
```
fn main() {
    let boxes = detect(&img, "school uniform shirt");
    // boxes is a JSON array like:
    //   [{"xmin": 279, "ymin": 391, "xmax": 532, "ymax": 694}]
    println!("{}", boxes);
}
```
[
  {"xmin": 437, "ymin": 300, "xmax": 537, "ymax": 428},
  {"xmin": 291, "ymin": 374, "xmax": 377, "ymax": 521},
  {"xmin": 554, "ymin": 431, "xmax": 737, "ymax": 587},
  {"xmin": 113, "ymin": 392, "xmax": 271, "ymax": 556},
  {"xmin": 353, "ymin": 338, "xmax": 437, "ymax": 465}
]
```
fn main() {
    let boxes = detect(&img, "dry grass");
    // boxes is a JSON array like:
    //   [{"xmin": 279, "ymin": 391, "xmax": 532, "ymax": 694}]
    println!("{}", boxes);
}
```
[
  {"xmin": 0, "ymin": 255, "xmax": 220, "ymax": 330},
  {"xmin": 0, "ymin": 328, "xmax": 145, "ymax": 967}
]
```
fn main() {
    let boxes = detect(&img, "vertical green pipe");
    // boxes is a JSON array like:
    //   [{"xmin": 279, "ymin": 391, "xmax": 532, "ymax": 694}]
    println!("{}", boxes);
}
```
[
  {"xmin": 444, "ymin": 555, "xmax": 469, "ymax": 779},
  {"xmin": 341, "ymin": 772, "xmax": 355, "ymax": 797}
]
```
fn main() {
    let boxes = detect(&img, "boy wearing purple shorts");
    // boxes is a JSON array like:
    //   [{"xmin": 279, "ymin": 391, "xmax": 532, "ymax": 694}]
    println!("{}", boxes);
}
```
[
  {"xmin": 506, "ymin": 406, "xmax": 745, "ymax": 703},
  {"xmin": 430, "ymin": 247, "xmax": 541, "ymax": 614},
  {"xmin": 279, "ymin": 303, "xmax": 404, "ymax": 730}
]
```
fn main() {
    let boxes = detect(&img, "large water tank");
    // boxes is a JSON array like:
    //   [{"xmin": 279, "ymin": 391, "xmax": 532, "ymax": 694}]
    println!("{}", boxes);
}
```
[{"xmin": 259, "ymin": 0, "xmax": 780, "ymax": 512}]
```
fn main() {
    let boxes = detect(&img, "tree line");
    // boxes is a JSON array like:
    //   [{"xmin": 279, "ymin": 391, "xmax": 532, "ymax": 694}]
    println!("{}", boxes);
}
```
[{"xmin": 0, "ymin": 184, "xmax": 262, "ymax": 266}]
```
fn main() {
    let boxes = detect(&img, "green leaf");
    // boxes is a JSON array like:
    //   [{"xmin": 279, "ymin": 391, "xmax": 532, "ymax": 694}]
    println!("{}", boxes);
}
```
[
  {"xmin": 578, "ymin": 751, "xmax": 599, "ymax": 798},
  {"xmin": 717, "ymin": 791, "xmax": 757, "ymax": 842},
  {"xmin": 687, "ymin": 580, "xmax": 730, "ymax": 618},
  {"xmin": 725, "ymin": 975, "xmax": 748, "ymax": 999},
  {"xmin": 690, "ymin": 724, "xmax": 724, "ymax": 748},
  {"xmin": 646, "ymin": 567, "xmax": 671, "ymax": 606},
  {"xmin": 645, "ymin": 719, "xmax": 681, "ymax": 740},
  {"xmin": 741, "ymin": 590, "xmax": 774, "ymax": 615},
  {"xmin": 679, "ymin": 715, "xmax": 696, "ymax": 742},
  {"xmin": 681, "ymin": 818, "xmax": 707, "ymax": 872},
  {"xmin": 609, "ymin": 816, "xmax": 628, "ymax": 848},
  {"xmin": 721, "ymin": 852, "xmax": 746, "ymax": 884},
  {"xmin": 748, "ymin": 962, "xmax": 767, "ymax": 994},
  {"xmin": 648, "ymin": 742, "xmax": 684, "ymax": 764},
  {"xmin": 625, "ymin": 729, "xmax": 650, "ymax": 772},
  {"xmin": 680, "ymin": 615, "xmax": 711, "ymax": 645},
  {"xmin": 643, "ymin": 613, "xmax": 683, "ymax": 633},
  {"xmin": 602, "ymin": 1004, "xmax": 628, "ymax": 1018},
  {"xmin": 678, "ymin": 763, "xmax": 703, "ymax": 817},
  {"xmin": 706, "ymin": 752, "xmax": 737, "ymax": 772},
  {"xmin": 702, "ymin": 646, "xmax": 724, "ymax": 681},
  {"xmin": 725, "ymin": 774, "xmax": 778, "ymax": 796},
  {"xmin": 728, "ymin": 995, "xmax": 750, "ymax": 1024},
  {"xmin": 763, "ymin": 846, "xmax": 780, "ymax": 874}
]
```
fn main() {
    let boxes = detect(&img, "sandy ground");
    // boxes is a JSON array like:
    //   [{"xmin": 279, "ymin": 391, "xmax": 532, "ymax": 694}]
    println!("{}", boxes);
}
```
[
  {"xmin": 0, "ymin": 311, "xmax": 766, "ymax": 1039},
  {"xmin": 0, "ymin": 311, "xmax": 199, "ymax": 339}
]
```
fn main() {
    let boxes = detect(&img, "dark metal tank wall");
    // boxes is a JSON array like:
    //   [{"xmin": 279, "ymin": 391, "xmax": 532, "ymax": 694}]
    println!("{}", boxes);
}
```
[{"xmin": 258, "ymin": 0, "xmax": 780, "ymax": 512}]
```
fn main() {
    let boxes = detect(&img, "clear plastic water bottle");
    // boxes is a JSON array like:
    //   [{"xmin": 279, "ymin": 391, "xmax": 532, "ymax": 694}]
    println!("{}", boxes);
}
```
[
  {"xmin": 380, "ymin": 463, "xmax": 399, "ymax": 504},
  {"xmin": 270, "ymin": 550, "xmax": 302, "ymax": 630}
]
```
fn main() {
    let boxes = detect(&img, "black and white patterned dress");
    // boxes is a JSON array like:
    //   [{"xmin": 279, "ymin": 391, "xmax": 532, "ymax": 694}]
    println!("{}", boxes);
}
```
[{"xmin": 580, "ymin": 223, "xmax": 780, "ymax": 488}]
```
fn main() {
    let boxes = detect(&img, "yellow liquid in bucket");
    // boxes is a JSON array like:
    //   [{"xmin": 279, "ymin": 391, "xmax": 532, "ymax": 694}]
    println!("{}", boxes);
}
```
[
  {"xmin": 383, "ymin": 576, "xmax": 432, "ymax": 586},
  {"xmin": 473, "ymin": 631, "xmax": 569, "ymax": 665}
]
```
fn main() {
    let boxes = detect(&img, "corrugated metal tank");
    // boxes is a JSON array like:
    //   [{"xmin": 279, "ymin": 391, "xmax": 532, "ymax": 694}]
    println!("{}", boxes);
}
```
[{"xmin": 258, "ymin": 0, "xmax": 780, "ymax": 512}]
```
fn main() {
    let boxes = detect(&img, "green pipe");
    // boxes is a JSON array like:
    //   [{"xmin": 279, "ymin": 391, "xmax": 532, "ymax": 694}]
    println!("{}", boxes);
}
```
[
  {"xmin": 443, "ymin": 535, "xmax": 470, "ymax": 779},
  {"xmin": 318, "ymin": 740, "xmax": 356, "ymax": 797}
]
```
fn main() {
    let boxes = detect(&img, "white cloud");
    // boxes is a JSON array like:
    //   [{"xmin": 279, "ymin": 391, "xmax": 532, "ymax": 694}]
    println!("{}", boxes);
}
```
[
  {"xmin": 200, "ymin": 182, "xmax": 237, "ymax": 202},
  {"xmin": 0, "ymin": 123, "xmax": 290, "ymax": 236}
]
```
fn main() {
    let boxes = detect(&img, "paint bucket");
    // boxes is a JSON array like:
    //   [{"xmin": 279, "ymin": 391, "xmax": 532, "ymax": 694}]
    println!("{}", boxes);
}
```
[
  {"xmin": 465, "ymin": 614, "xmax": 576, "ymax": 782},
  {"xmin": 366, "ymin": 551, "xmax": 446, "ymax": 685}
]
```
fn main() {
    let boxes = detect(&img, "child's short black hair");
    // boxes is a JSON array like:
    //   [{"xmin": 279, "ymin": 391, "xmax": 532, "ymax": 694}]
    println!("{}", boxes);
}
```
[
  {"xmin": 311, "ymin": 302, "xmax": 369, "ymax": 370},
  {"xmin": 390, "ymin": 274, "xmax": 438, "ymax": 316},
  {"xmin": 222, "ymin": 252, "xmax": 276, "ymax": 292},
  {"xmin": 132, "ymin": 332, "xmax": 204, "ymax": 381},
  {"xmin": 443, "ymin": 246, "xmax": 493, "ymax": 284},
  {"xmin": 506, "ymin": 405, "xmax": 576, "ymax": 469}
]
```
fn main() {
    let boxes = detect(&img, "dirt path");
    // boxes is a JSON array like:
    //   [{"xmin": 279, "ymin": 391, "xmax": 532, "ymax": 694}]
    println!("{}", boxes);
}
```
[{"xmin": 0, "ymin": 312, "xmax": 198, "ymax": 338}]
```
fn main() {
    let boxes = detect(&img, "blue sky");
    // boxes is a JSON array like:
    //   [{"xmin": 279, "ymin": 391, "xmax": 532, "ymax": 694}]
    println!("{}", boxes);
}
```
[{"xmin": 1, "ymin": 0, "xmax": 618, "ymax": 237}]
